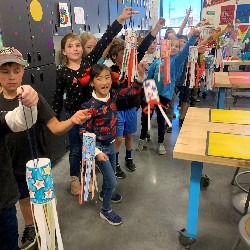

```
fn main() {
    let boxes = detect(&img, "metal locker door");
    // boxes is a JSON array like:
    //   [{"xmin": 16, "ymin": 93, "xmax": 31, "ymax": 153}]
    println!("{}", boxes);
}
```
[
  {"xmin": 22, "ymin": 68, "xmax": 41, "ymax": 94},
  {"xmin": 37, "ymin": 64, "xmax": 57, "ymax": 106},
  {"xmin": 84, "ymin": 0, "xmax": 99, "ymax": 34},
  {"xmin": 98, "ymin": 0, "xmax": 109, "ymax": 33},
  {"xmin": 51, "ymin": 0, "xmax": 73, "ymax": 36},
  {"xmin": 27, "ymin": 0, "xmax": 55, "ymax": 67},
  {"xmin": 109, "ymin": 0, "xmax": 118, "ymax": 26},
  {"xmin": 0, "ymin": 0, "xmax": 33, "ymax": 66}
]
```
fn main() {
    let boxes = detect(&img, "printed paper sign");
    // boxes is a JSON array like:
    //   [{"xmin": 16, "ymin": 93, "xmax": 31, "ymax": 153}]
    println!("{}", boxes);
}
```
[
  {"xmin": 59, "ymin": 2, "xmax": 71, "ymax": 27},
  {"xmin": 220, "ymin": 5, "xmax": 235, "ymax": 24},
  {"xmin": 74, "ymin": 7, "xmax": 85, "ymax": 24}
]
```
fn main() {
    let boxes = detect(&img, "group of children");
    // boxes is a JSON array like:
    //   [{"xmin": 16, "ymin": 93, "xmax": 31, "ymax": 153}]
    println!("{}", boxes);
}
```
[{"xmin": 0, "ymin": 6, "xmax": 235, "ymax": 250}]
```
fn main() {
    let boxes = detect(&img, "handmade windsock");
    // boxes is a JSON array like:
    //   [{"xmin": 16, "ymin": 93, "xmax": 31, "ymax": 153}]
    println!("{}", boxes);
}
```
[
  {"xmin": 79, "ymin": 133, "xmax": 98, "ymax": 204},
  {"xmin": 143, "ymin": 79, "xmax": 172, "ymax": 131},
  {"xmin": 26, "ymin": 158, "xmax": 64, "ymax": 250},
  {"xmin": 120, "ymin": 30, "xmax": 138, "ymax": 87},
  {"xmin": 205, "ymin": 55, "xmax": 214, "ymax": 90},
  {"xmin": 158, "ymin": 39, "xmax": 171, "ymax": 85},
  {"xmin": 186, "ymin": 46, "xmax": 199, "ymax": 88}
]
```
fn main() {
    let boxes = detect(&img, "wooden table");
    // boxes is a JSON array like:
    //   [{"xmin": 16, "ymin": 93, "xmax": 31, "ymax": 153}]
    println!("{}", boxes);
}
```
[
  {"xmin": 173, "ymin": 107, "xmax": 250, "ymax": 247},
  {"xmin": 223, "ymin": 60, "xmax": 250, "ymax": 66},
  {"xmin": 214, "ymin": 72, "xmax": 250, "ymax": 109}
]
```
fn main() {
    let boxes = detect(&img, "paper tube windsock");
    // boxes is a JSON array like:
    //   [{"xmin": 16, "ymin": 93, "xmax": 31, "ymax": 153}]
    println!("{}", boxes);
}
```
[
  {"xmin": 186, "ymin": 46, "xmax": 198, "ymax": 88},
  {"xmin": 205, "ymin": 55, "xmax": 214, "ymax": 90},
  {"xmin": 119, "ymin": 30, "xmax": 138, "ymax": 87},
  {"xmin": 159, "ymin": 40, "xmax": 171, "ymax": 85},
  {"xmin": 26, "ymin": 158, "xmax": 64, "ymax": 250},
  {"xmin": 143, "ymin": 79, "xmax": 172, "ymax": 131},
  {"xmin": 79, "ymin": 133, "xmax": 98, "ymax": 204}
]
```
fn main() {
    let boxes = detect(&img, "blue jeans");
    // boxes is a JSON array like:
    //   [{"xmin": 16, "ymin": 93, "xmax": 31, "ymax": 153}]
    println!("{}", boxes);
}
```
[
  {"xmin": 96, "ymin": 142, "xmax": 117, "ymax": 210},
  {"xmin": 0, "ymin": 205, "xmax": 19, "ymax": 250},
  {"xmin": 66, "ymin": 111, "xmax": 82, "ymax": 177}
]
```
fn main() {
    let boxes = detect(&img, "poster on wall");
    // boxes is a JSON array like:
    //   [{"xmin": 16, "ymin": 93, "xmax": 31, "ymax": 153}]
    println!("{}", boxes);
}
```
[
  {"xmin": 204, "ymin": 10, "xmax": 217, "ymax": 25},
  {"xmin": 74, "ymin": 7, "xmax": 85, "ymax": 25},
  {"xmin": 239, "ymin": 25, "xmax": 250, "ymax": 42},
  {"xmin": 220, "ymin": 5, "xmax": 235, "ymax": 24},
  {"xmin": 59, "ymin": 2, "xmax": 71, "ymax": 27},
  {"xmin": 203, "ymin": 0, "xmax": 230, "ymax": 8},
  {"xmin": 236, "ymin": 4, "xmax": 250, "ymax": 24}
]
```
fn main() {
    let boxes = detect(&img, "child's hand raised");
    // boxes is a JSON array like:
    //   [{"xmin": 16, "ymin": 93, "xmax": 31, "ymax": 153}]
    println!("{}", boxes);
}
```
[
  {"xmin": 70, "ymin": 109, "xmax": 91, "ymax": 125},
  {"xmin": 117, "ymin": 7, "xmax": 137, "ymax": 24},
  {"xmin": 137, "ymin": 62, "xmax": 147, "ymax": 82},
  {"xmin": 151, "ymin": 17, "xmax": 165, "ymax": 36},
  {"xmin": 192, "ymin": 28, "xmax": 201, "ymax": 37}
]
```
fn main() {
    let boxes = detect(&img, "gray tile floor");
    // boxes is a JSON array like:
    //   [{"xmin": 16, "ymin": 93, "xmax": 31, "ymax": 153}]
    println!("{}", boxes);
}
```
[{"xmin": 17, "ymin": 90, "xmax": 250, "ymax": 249}]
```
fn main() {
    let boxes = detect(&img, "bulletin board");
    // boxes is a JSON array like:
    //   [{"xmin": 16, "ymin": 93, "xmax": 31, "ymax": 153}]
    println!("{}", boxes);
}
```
[{"xmin": 201, "ymin": 0, "xmax": 250, "ymax": 42}]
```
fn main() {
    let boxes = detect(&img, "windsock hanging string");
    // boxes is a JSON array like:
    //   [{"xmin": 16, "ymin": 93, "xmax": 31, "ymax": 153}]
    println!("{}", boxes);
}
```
[
  {"xmin": 143, "ymin": 79, "xmax": 172, "ymax": 131},
  {"xmin": 79, "ymin": 133, "xmax": 98, "ymax": 204},
  {"xmin": 186, "ymin": 46, "xmax": 199, "ymax": 88},
  {"xmin": 119, "ymin": 30, "xmax": 138, "ymax": 87},
  {"xmin": 158, "ymin": 40, "xmax": 171, "ymax": 85},
  {"xmin": 21, "ymin": 98, "xmax": 64, "ymax": 250}
]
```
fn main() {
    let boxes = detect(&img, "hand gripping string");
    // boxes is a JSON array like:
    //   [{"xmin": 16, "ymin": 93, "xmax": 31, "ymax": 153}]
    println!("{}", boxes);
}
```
[{"xmin": 20, "ymin": 87, "xmax": 39, "ymax": 168}]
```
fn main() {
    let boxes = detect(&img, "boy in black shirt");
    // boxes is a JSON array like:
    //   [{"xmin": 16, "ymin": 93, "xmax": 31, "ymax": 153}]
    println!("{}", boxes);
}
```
[{"xmin": 0, "ymin": 47, "xmax": 90, "ymax": 249}]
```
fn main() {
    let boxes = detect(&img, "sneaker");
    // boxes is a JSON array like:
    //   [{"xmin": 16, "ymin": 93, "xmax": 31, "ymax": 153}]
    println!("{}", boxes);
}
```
[
  {"xmin": 145, "ymin": 131, "xmax": 151, "ymax": 141},
  {"xmin": 21, "ymin": 226, "xmax": 37, "ymax": 250},
  {"xmin": 125, "ymin": 158, "xmax": 136, "ymax": 172},
  {"xmin": 157, "ymin": 143, "xmax": 166, "ymax": 155},
  {"xmin": 166, "ymin": 124, "xmax": 172, "ymax": 133},
  {"xmin": 100, "ymin": 209, "xmax": 123, "ymax": 226},
  {"xmin": 195, "ymin": 98, "xmax": 201, "ymax": 102},
  {"xmin": 115, "ymin": 164, "xmax": 126, "ymax": 179},
  {"xmin": 99, "ymin": 192, "xmax": 122, "ymax": 203},
  {"xmin": 70, "ymin": 176, "xmax": 80, "ymax": 195},
  {"xmin": 136, "ymin": 139, "xmax": 147, "ymax": 151}
]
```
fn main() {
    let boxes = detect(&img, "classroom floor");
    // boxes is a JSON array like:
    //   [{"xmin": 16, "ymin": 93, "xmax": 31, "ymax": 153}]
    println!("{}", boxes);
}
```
[{"xmin": 17, "ymin": 89, "xmax": 250, "ymax": 250}]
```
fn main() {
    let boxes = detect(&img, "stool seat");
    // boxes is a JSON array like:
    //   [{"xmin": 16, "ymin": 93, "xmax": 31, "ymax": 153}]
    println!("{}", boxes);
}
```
[{"xmin": 232, "ymin": 214, "xmax": 250, "ymax": 249}]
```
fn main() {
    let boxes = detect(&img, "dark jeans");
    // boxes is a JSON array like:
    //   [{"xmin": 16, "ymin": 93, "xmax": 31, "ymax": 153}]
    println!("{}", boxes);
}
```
[
  {"xmin": 0, "ymin": 205, "xmax": 19, "ymax": 250},
  {"xmin": 140, "ymin": 95, "xmax": 170, "ymax": 143},
  {"xmin": 66, "ymin": 111, "xmax": 82, "ymax": 177},
  {"xmin": 96, "ymin": 142, "xmax": 117, "ymax": 210}
]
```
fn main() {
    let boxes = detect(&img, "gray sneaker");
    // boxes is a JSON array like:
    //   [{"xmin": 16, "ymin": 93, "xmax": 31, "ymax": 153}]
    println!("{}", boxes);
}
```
[
  {"xmin": 136, "ymin": 139, "xmax": 147, "ymax": 151},
  {"xmin": 157, "ymin": 143, "xmax": 166, "ymax": 155},
  {"xmin": 21, "ymin": 226, "xmax": 37, "ymax": 250}
]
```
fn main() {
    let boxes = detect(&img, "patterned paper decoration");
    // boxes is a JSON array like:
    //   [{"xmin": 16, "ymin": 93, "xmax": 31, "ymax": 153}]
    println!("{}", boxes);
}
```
[
  {"xmin": 159, "ymin": 40, "xmax": 171, "ymax": 86},
  {"xmin": 205, "ymin": 55, "xmax": 214, "ymax": 90},
  {"xmin": 26, "ymin": 158, "xmax": 64, "ymax": 250},
  {"xmin": 186, "ymin": 46, "xmax": 199, "ymax": 88},
  {"xmin": 79, "ymin": 133, "xmax": 98, "ymax": 204},
  {"xmin": 143, "ymin": 79, "xmax": 172, "ymax": 131},
  {"xmin": 119, "ymin": 30, "xmax": 138, "ymax": 87}
]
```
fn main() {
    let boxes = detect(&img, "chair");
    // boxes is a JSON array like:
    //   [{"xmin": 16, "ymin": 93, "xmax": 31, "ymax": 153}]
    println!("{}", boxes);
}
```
[{"xmin": 232, "ymin": 213, "xmax": 250, "ymax": 250}]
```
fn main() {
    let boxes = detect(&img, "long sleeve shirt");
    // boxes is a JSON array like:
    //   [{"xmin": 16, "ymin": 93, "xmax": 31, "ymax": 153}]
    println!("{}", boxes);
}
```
[
  {"xmin": 52, "ymin": 20, "xmax": 123, "ymax": 117},
  {"xmin": 80, "ymin": 81, "xmax": 142, "ymax": 144},
  {"xmin": 147, "ymin": 34, "xmax": 198, "ymax": 100}
]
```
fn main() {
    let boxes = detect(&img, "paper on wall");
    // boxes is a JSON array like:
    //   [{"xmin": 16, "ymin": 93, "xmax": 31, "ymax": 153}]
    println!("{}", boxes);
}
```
[{"xmin": 74, "ymin": 7, "xmax": 85, "ymax": 25}]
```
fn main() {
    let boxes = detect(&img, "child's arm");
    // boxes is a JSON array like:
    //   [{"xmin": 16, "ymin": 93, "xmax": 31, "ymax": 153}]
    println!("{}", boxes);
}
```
[
  {"xmin": 46, "ymin": 110, "xmax": 91, "ymax": 136},
  {"xmin": 84, "ymin": 8, "xmax": 134, "ymax": 68},
  {"xmin": 52, "ymin": 69, "xmax": 67, "ymax": 119},
  {"xmin": 177, "ymin": 7, "xmax": 191, "ymax": 36},
  {"xmin": 138, "ymin": 18, "xmax": 165, "ymax": 62}
]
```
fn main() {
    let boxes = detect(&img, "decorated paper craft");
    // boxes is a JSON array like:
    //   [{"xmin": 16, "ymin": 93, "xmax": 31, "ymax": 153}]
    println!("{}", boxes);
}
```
[
  {"xmin": 79, "ymin": 133, "xmax": 98, "ymax": 204},
  {"xmin": 186, "ymin": 46, "xmax": 199, "ymax": 88},
  {"xmin": 204, "ymin": 55, "xmax": 214, "ymax": 90},
  {"xmin": 119, "ymin": 30, "xmax": 138, "ymax": 87},
  {"xmin": 159, "ymin": 40, "xmax": 171, "ymax": 86},
  {"xmin": 220, "ymin": 5, "xmax": 235, "ymax": 25},
  {"xmin": 206, "ymin": 132, "xmax": 250, "ymax": 161},
  {"xmin": 210, "ymin": 109, "xmax": 250, "ymax": 125},
  {"xmin": 59, "ymin": 2, "xmax": 71, "ymax": 27},
  {"xmin": 26, "ymin": 158, "xmax": 64, "ymax": 250},
  {"xmin": 143, "ymin": 79, "xmax": 172, "ymax": 131}
]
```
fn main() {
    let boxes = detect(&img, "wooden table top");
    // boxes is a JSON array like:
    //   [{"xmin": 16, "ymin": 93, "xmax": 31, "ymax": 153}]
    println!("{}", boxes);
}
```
[
  {"xmin": 214, "ymin": 72, "xmax": 250, "ymax": 88},
  {"xmin": 223, "ymin": 60, "xmax": 250, "ymax": 65},
  {"xmin": 173, "ymin": 107, "xmax": 250, "ymax": 168}
]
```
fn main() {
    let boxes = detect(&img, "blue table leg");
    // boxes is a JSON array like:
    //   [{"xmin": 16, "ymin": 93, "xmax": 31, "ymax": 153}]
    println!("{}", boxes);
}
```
[
  {"xmin": 186, "ymin": 161, "xmax": 203, "ymax": 239},
  {"xmin": 217, "ymin": 87, "xmax": 225, "ymax": 109}
]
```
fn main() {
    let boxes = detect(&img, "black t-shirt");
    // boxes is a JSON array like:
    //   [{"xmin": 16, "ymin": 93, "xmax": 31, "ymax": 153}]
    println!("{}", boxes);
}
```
[{"xmin": 0, "ymin": 93, "xmax": 55, "ymax": 175}]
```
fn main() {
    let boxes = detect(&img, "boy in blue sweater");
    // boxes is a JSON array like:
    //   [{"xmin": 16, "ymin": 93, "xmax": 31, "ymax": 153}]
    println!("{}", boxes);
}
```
[{"xmin": 137, "ymin": 28, "xmax": 200, "ymax": 154}]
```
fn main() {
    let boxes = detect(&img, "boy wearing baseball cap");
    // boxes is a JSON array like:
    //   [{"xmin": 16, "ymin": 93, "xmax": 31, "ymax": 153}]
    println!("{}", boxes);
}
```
[
  {"xmin": 0, "ymin": 47, "xmax": 90, "ymax": 249},
  {"xmin": 0, "ymin": 47, "xmax": 39, "ymax": 250}
]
